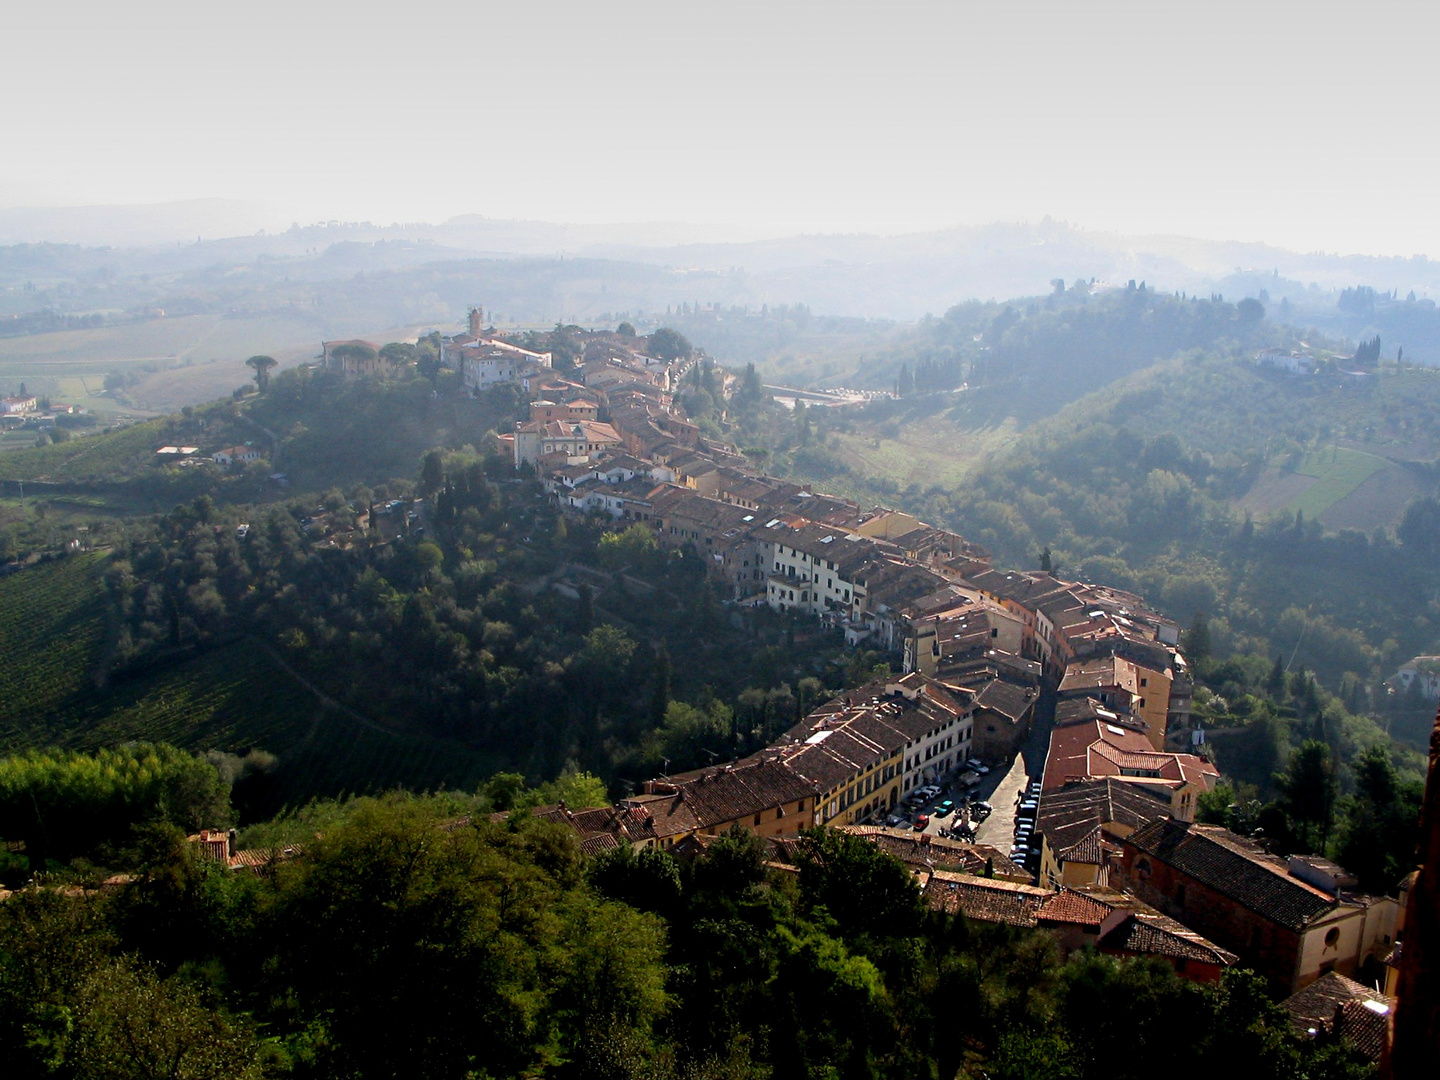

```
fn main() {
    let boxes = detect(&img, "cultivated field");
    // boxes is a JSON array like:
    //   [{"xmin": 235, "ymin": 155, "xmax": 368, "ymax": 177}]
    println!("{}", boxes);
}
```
[
  {"xmin": 0, "ymin": 555, "xmax": 110, "ymax": 745},
  {"xmin": 1236, "ymin": 446, "xmax": 1414, "ymax": 527},
  {"xmin": 1284, "ymin": 447, "xmax": 1390, "ymax": 518},
  {"xmin": 0, "ymin": 312, "xmax": 324, "ymax": 416}
]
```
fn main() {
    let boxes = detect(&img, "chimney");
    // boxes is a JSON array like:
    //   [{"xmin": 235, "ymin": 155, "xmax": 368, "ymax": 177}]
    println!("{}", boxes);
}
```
[{"xmin": 227, "ymin": 828, "xmax": 237, "ymax": 859}]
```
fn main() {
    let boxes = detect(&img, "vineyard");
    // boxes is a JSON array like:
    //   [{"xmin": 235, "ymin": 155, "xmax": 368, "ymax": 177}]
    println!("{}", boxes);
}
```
[
  {"xmin": 0, "ymin": 557, "xmax": 494, "ymax": 808},
  {"xmin": 0, "ymin": 554, "xmax": 110, "ymax": 745},
  {"xmin": 63, "ymin": 640, "xmax": 499, "ymax": 805}
]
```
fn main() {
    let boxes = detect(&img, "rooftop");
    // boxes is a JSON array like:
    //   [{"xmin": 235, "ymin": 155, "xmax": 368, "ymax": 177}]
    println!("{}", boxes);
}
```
[
  {"xmin": 1124, "ymin": 820, "xmax": 1348, "ymax": 931},
  {"xmin": 1281, "ymin": 970, "xmax": 1392, "ymax": 1049},
  {"xmin": 923, "ymin": 871, "xmax": 1055, "ymax": 927},
  {"xmin": 1038, "ymin": 778, "xmax": 1172, "ymax": 862}
]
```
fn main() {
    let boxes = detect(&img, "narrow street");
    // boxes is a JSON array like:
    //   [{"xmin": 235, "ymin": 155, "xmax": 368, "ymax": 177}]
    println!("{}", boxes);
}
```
[
  {"xmin": 971, "ymin": 683, "xmax": 1056, "ymax": 857},
  {"xmin": 972, "ymin": 755, "xmax": 1027, "ymax": 848}
]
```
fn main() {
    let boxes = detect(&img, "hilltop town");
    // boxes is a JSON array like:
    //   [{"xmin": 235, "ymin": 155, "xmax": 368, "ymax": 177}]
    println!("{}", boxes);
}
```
[
  {"xmin": 299, "ymin": 308, "xmax": 1409, "ymax": 1041},
  {"xmin": 0, "ymin": 304, "xmax": 1427, "ymax": 1077}
]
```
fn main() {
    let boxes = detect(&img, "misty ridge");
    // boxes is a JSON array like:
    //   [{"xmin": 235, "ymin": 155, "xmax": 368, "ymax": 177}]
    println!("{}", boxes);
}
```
[{"xmin": 3, "ymin": 203, "xmax": 1440, "ymax": 336}]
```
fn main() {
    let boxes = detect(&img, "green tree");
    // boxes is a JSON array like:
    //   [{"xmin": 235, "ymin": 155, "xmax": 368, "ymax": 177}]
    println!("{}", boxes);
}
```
[
  {"xmin": 244, "ymin": 355, "xmax": 277, "ymax": 392},
  {"xmin": 0, "ymin": 745, "xmax": 230, "ymax": 870},
  {"xmin": 275, "ymin": 802, "xmax": 578, "ymax": 1078},
  {"xmin": 1397, "ymin": 496, "xmax": 1440, "ymax": 556},
  {"xmin": 379, "ymin": 342, "xmax": 417, "ymax": 371},
  {"xmin": 647, "ymin": 327, "xmax": 692, "ymax": 362},
  {"xmin": 1184, "ymin": 611, "xmax": 1212, "ymax": 662},
  {"xmin": 1336, "ymin": 745, "xmax": 1422, "ymax": 892},
  {"xmin": 1274, "ymin": 740, "xmax": 1338, "ymax": 853},
  {"xmin": 597, "ymin": 524, "xmax": 658, "ymax": 570},
  {"xmin": 649, "ymin": 644, "xmax": 671, "ymax": 728},
  {"xmin": 69, "ymin": 961, "xmax": 260, "ymax": 1080},
  {"xmin": 420, "ymin": 449, "xmax": 445, "ymax": 496},
  {"xmin": 794, "ymin": 827, "xmax": 924, "ymax": 943}
]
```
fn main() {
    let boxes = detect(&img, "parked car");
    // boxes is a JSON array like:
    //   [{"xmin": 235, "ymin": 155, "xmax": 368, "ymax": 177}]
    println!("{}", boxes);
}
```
[
  {"xmin": 973, "ymin": 801, "xmax": 994, "ymax": 815},
  {"xmin": 885, "ymin": 814, "xmax": 906, "ymax": 827},
  {"xmin": 914, "ymin": 814, "xmax": 930, "ymax": 830},
  {"xmin": 935, "ymin": 800, "xmax": 955, "ymax": 818}
]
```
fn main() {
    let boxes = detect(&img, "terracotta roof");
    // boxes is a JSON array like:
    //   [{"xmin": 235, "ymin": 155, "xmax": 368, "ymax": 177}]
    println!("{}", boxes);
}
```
[
  {"xmin": 1042, "ymin": 720, "xmax": 1217, "ymax": 791},
  {"xmin": 1333, "ymin": 998, "xmax": 1391, "ymax": 1061},
  {"xmin": 971, "ymin": 678, "xmax": 1038, "ymax": 723},
  {"xmin": 922, "ymin": 871, "xmax": 1054, "ymax": 927},
  {"xmin": 1036, "ymin": 888, "xmax": 1112, "ymax": 926},
  {"xmin": 1059, "ymin": 655, "xmax": 1142, "ymax": 697},
  {"xmin": 1038, "ymin": 778, "xmax": 1171, "ymax": 863},
  {"xmin": 767, "ymin": 674, "xmax": 970, "ymax": 790},
  {"xmin": 1282, "ymin": 971, "xmax": 1392, "ymax": 1045},
  {"xmin": 661, "ymin": 757, "xmax": 819, "ymax": 829},
  {"xmin": 1099, "ymin": 910, "xmax": 1239, "ymax": 966},
  {"xmin": 1054, "ymin": 697, "xmax": 1143, "ymax": 729},
  {"xmin": 1125, "ymin": 820, "xmax": 1343, "ymax": 931}
]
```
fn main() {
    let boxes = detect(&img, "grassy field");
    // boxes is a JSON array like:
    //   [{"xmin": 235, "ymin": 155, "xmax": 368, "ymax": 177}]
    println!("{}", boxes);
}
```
[
  {"xmin": 826, "ymin": 411, "xmax": 1019, "ymax": 491},
  {"xmin": 1229, "ymin": 441, "xmax": 1418, "ymax": 529},
  {"xmin": 1283, "ymin": 447, "xmax": 1392, "ymax": 518}
]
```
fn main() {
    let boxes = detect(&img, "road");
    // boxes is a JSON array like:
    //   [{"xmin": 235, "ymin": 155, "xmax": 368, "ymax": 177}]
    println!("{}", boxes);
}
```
[
  {"xmin": 944, "ymin": 684, "xmax": 1058, "ymax": 862},
  {"xmin": 873, "ymin": 684, "xmax": 1059, "ymax": 870},
  {"xmin": 972, "ymin": 755, "xmax": 1028, "ymax": 849}
]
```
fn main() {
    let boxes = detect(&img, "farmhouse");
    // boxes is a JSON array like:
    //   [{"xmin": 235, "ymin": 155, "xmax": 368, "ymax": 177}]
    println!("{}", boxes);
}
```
[{"xmin": 213, "ymin": 445, "xmax": 263, "ymax": 468}]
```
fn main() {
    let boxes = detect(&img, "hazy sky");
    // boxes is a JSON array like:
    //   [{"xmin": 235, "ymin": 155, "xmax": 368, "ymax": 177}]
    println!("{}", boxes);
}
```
[{"xmin": 4, "ymin": 0, "xmax": 1437, "ymax": 255}]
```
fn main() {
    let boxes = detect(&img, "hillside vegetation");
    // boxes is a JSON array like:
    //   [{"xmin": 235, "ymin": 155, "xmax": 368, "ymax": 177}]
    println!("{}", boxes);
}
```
[{"xmin": 0, "ymin": 779, "xmax": 1382, "ymax": 1080}]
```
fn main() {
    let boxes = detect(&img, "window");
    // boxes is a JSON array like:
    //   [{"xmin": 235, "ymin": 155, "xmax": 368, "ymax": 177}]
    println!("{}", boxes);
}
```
[
  {"xmin": 753, "ymin": 814, "xmax": 761, "ymax": 826},
  {"xmin": 1324, "ymin": 927, "xmax": 1341, "ymax": 948},
  {"xmin": 798, "ymin": 799, "xmax": 805, "ymax": 812},
  {"xmin": 1135, "ymin": 858, "xmax": 1152, "ymax": 881},
  {"xmin": 1175, "ymin": 885, "xmax": 1186, "ymax": 907}
]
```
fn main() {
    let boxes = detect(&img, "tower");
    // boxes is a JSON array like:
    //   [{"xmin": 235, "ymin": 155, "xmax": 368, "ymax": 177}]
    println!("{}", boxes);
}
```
[{"xmin": 468, "ymin": 307, "xmax": 484, "ymax": 338}]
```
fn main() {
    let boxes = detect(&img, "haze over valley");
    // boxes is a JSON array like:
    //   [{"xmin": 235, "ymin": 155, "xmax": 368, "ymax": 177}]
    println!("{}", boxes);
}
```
[{"xmin": 2, "ymin": 3, "xmax": 1439, "ymax": 1078}]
